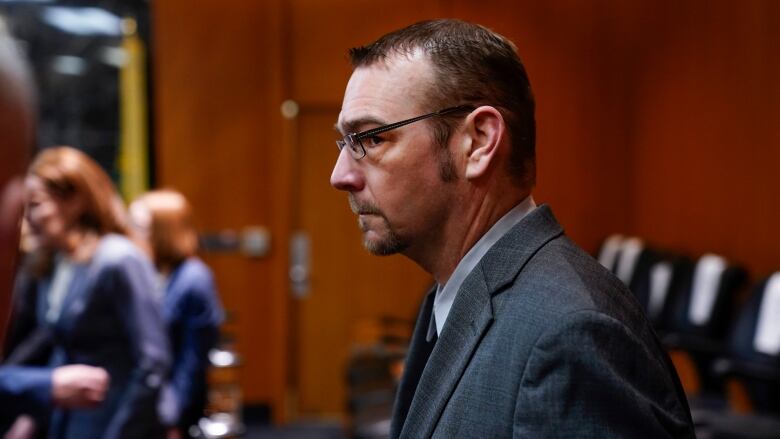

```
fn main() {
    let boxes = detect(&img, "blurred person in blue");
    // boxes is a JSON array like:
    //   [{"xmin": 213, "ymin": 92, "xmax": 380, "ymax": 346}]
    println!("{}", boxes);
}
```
[
  {"xmin": 130, "ymin": 189, "xmax": 223, "ymax": 439},
  {"xmin": 9, "ymin": 146, "xmax": 170, "ymax": 438},
  {"xmin": 0, "ymin": 14, "xmax": 110, "ymax": 430}
]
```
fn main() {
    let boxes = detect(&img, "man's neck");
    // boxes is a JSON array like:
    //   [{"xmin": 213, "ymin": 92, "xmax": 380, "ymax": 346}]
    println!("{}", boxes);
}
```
[{"xmin": 407, "ymin": 187, "xmax": 531, "ymax": 285}]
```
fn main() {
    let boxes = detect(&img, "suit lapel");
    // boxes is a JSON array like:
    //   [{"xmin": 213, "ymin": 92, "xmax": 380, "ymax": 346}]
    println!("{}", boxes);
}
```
[
  {"xmin": 397, "ymin": 205, "xmax": 564, "ymax": 438},
  {"xmin": 399, "ymin": 268, "xmax": 493, "ymax": 439},
  {"xmin": 35, "ymin": 279, "xmax": 51, "ymax": 324},
  {"xmin": 391, "ymin": 288, "xmax": 436, "ymax": 438}
]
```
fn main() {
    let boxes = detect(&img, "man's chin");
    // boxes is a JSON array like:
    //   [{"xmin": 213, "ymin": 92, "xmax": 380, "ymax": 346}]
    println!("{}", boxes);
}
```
[{"xmin": 362, "ymin": 232, "xmax": 407, "ymax": 256}]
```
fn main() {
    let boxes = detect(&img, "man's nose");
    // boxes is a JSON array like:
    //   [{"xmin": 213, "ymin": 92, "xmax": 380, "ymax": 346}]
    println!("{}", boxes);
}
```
[{"xmin": 330, "ymin": 148, "xmax": 364, "ymax": 192}]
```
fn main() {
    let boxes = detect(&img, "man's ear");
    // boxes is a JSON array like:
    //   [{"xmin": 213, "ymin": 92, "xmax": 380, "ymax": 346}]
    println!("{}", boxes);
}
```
[{"xmin": 464, "ymin": 106, "xmax": 504, "ymax": 180}]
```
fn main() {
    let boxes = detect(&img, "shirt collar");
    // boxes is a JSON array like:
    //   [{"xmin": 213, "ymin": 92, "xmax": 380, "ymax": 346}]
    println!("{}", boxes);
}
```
[{"xmin": 427, "ymin": 195, "xmax": 536, "ymax": 340}]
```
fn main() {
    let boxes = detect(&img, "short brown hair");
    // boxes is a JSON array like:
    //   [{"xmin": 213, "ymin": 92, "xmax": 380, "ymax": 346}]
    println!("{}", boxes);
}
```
[
  {"xmin": 133, "ymin": 189, "xmax": 197, "ymax": 271},
  {"xmin": 349, "ymin": 19, "xmax": 536, "ymax": 187}
]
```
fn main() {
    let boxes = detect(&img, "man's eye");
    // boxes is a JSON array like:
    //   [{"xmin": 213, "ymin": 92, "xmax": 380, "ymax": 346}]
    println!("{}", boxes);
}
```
[{"xmin": 362, "ymin": 135, "xmax": 384, "ymax": 148}]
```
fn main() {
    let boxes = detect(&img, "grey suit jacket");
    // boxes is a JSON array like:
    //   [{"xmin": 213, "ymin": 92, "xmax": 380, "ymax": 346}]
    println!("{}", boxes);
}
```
[{"xmin": 391, "ymin": 205, "xmax": 694, "ymax": 438}]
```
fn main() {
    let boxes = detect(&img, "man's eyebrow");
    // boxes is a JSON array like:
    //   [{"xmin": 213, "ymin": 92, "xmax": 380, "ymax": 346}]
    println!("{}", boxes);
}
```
[{"xmin": 335, "ymin": 116, "xmax": 388, "ymax": 135}]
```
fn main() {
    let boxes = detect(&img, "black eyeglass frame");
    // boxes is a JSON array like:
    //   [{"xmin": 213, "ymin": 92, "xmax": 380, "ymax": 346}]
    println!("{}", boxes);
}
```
[{"xmin": 336, "ymin": 105, "xmax": 474, "ymax": 160}]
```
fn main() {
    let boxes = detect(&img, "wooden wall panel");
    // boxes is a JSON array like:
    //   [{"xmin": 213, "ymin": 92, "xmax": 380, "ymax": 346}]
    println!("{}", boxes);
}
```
[
  {"xmin": 285, "ymin": 0, "xmax": 444, "ymax": 418},
  {"xmin": 293, "ymin": 109, "xmax": 431, "ymax": 416},
  {"xmin": 629, "ymin": 1, "xmax": 780, "ymax": 276},
  {"xmin": 151, "ymin": 0, "xmax": 290, "ymax": 421},
  {"xmin": 286, "ymin": 0, "xmax": 445, "ymax": 105},
  {"xmin": 151, "ymin": 0, "xmax": 780, "ymax": 424}
]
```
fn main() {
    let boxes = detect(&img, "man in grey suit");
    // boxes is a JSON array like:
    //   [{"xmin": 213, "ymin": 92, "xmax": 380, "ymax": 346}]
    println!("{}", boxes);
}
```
[{"xmin": 330, "ymin": 19, "xmax": 695, "ymax": 438}]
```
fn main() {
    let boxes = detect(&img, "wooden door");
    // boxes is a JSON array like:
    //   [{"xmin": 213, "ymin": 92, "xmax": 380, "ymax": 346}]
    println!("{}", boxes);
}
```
[
  {"xmin": 152, "ymin": 0, "xmax": 291, "ymax": 423},
  {"xmin": 282, "ymin": 0, "xmax": 445, "ymax": 421},
  {"xmin": 287, "ymin": 106, "xmax": 431, "ymax": 419}
]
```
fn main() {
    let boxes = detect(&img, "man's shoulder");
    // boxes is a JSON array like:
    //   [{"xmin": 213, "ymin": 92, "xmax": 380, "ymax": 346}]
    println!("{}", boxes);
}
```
[
  {"xmin": 474, "ymin": 204, "xmax": 649, "ymax": 338},
  {"xmin": 521, "ymin": 233, "xmax": 619, "ymax": 291},
  {"xmin": 480, "ymin": 233, "xmax": 662, "ymax": 383},
  {"xmin": 497, "ymin": 233, "xmax": 644, "ymax": 329}
]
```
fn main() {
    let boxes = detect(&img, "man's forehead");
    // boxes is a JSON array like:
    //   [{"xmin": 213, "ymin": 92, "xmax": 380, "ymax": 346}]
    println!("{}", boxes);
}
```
[{"xmin": 337, "ymin": 51, "xmax": 434, "ymax": 133}]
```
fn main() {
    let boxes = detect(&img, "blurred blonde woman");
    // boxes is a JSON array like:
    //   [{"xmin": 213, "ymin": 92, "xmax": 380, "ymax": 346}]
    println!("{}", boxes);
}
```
[
  {"xmin": 129, "ymin": 189, "xmax": 223, "ymax": 439},
  {"xmin": 14, "ymin": 146, "xmax": 169, "ymax": 438}
]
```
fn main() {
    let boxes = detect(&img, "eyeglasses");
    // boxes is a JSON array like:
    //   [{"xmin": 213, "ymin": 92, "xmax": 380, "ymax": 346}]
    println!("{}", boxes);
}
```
[{"xmin": 336, "ymin": 105, "xmax": 473, "ymax": 160}]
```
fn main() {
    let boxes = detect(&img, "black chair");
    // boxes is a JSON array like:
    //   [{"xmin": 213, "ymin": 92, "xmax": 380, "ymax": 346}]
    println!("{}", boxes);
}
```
[
  {"xmin": 597, "ymin": 233, "xmax": 627, "ymax": 274},
  {"xmin": 664, "ymin": 254, "xmax": 748, "ymax": 345},
  {"xmin": 714, "ymin": 273, "xmax": 780, "ymax": 413},
  {"xmin": 598, "ymin": 235, "xmax": 661, "ymax": 290},
  {"xmin": 631, "ymin": 253, "xmax": 695, "ymax": 332},
  {"xmin": 693, "ymin": 273, "xmax": 780, "ymax": 439},
  {"xmin": 597, "ymin": 235, "xmax": 691, "ymax": 330},
  {"xmin": 662, "ymin": 254, "xmax": 748, "ymax": 401}
]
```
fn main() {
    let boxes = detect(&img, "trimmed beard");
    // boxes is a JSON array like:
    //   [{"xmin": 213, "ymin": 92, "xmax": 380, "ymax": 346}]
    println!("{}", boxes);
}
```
[{"xmin": 348, "ymin": 194, "xmax": 408, "ymax": 255}]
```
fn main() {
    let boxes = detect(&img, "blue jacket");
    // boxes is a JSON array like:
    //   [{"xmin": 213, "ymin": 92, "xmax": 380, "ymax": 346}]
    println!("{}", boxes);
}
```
[
  {"xmin": 0, "ymin": 366, "xmax": 51, "ymax": 416},
  {"xmin": 158, "ymin": 258, "xmax": 223, "ymax": 429}
]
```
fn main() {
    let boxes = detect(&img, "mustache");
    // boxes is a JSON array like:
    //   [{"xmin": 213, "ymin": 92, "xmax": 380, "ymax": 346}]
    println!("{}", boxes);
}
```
[{"xmin": 348, "ymin": 194, "xmax": 383, "ymax": 216}]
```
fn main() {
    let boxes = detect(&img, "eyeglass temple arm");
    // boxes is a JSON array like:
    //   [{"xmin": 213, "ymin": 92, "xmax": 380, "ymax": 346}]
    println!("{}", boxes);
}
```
[{"xmin": 355, "ymin": 105, "xmax": 474, "ymax": 140}]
